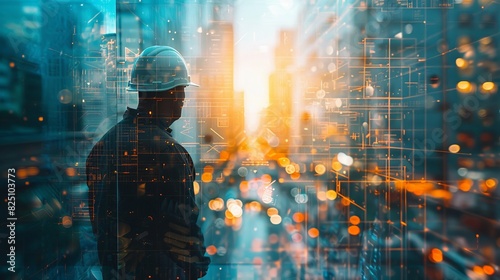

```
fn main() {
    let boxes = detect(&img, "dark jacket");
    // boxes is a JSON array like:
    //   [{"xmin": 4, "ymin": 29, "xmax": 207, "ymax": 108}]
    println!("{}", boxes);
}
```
[{"xmin": 86, "ymin": 108, "xmax": 210, "ymax": 279}]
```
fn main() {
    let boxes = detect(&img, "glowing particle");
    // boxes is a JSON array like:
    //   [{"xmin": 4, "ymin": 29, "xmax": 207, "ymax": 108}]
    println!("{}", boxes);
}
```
[
  {"xmin": 219, "ymin": 150, "xmax": 230, "ymax": 161},
  {"xmin": 270, "ymin": 215, "xmax": 282, "ymax": 225},
  {"xmin": 227, "ymin": 198, "xmax": 242, "ymax": 208},
  {"xmin": 26, "ymin": 167, "xmax": 38, "ymax": 176},
  {"xmin": 203, "ymin": 165, "xmax": 214, "ymax": 174},
  {"xmin": 348, "ymin": 226, "xmax": 360, "ymax": 236},
  {"xmin": 455, "ymin": 58, "xmax": 468, "ymax": 68},
  {"xmin": 370, "ymin": 175, "xmax": 383, "ymax": 186},
  {"xmin": 485, "ymin": 178, "xmax": 497, "ymax": 188},
  {"xmin": 481, "ymin": 82, "xmax": 496, "ymax": 93},
  {"xmin": 278, "ymin": 157, "xmax": 290, "ymax": 167},
  {"xmin": 206, "ymin": 245, "xmax": 217, "ymax": 255},
  {"xmin": 261, "ymin": 174, "xmax": 272, "ymax": 184},
  {"xmin": 349, "ymin": 216, "xmax": 361, "ymax": 225},
  {"xmin": 366, "ymin": 85, "xmax": 374, "ymax": 96},
  {"xmin": 429, "ymin": 248, "xmax": 443, "ymax": 263},
  {"xmin": 208, "ymin": 198, "xmax": 224, "ymax": 211},
  {"xmin": 225, "ymin": 210, "xmax": 234, "ymax": 220},
  {"xmin": 247, "ymin": 201, "xmax": 262, "ymax": 212},
  {"xmin": 17, "ymin": 168, "xmax": 27, "ymax": 179},
  {"xmin": 462, "ymin": 0, "xmax": 473, "ymax": 6},
  {"xmin": 456, "ymin": 81, "xmax": 474, "ymax": 94},
  {"xmin": 326, "ymin": 190, "xmax": 337, "ymax": 200},
  {"xmin": 473, "ymin": 265, "xmax": 485, "ymax": 275},
  {"xmin": 193, "ymin": 181, "xmax": 200, "ymax": 195},
  {"xmin": 239, "ymin": 181, "xmax": 249, "ymax": 192},
  {"xmin": 62, "ymin": 216, "xmax": 72, "ymax": 228},
  {"xmin": 458, "ymin": 178, "xmax": 473, "ymax": 192},
  {"xmin": 334, "ymin": 98, "xmax": 342, "ymax": 108},
  {"xmin": 314, "ymin": 164, "xmax": 326, "ymax": 175},
  {"xmin": 293, "ymin": 212, "xmax": 305, "ymax": 223},
  {"xmin": 337, "ymin": 152, "xmax": 354, "ymax": 166},
  {"xmin": 308, "ymin": 228, "xmax": 319, "ymax": 238},
  {"xmin": 228, "ymin": 204, "xmax": 243, "ymax": 218},
  {"xmin": 267, "ymin": 207, "xmax": 278, "ymax": 217},
  {"xmin": 66, "ymin": 167, "xmax": 76, "ymax": 177},
  {"xmin": 201, "ymin": 172, "xmax": 212, "ymax": 183},
  {"xmin": 483, "ymin": 265, "xmax": 495, "ymax": 275},
  {"xmin": 332, "ymin": 162, "xmax": 342, "ymax": 172},
  {"xmin": 448, "ymin": 144, "xmax": 461, "ymax": 153},
  {"xmin": 290, "ymin": 172, "xmax": 301, "ymax": 180},
  {"xmin": 341, "ymin": 198, "xmax": 350, "ymax": 206},
  {"xmin": 317, "ymin": 191, "xmax": 327, "ymax": 201}
]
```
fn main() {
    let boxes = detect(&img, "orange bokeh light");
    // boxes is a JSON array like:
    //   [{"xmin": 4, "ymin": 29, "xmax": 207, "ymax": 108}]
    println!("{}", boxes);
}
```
[
  {"xmin": 308, "ymin": 228, "xmax": 319, "ymax": 238},
  {"xmin": 290, "ymin": 172, "xmax": 301, "ymax": 180},
  {"xmin": 326, "ymin": 190, "xmax": 337, "ymax": 200},
  {"xmin": 203, "ymin": 165, "xmax": 214, "ymax": 174},
  {"xmin": 206, "ymin": 245, "xmax": 217, "ymax": 255},
  {"xmin": 348, "ymin": 225, "xmax": 360, "ymax": 235},
  {"xmin": 458, "ymin": 178, "xmax": 473, "ymax": 192},
  {"xmin": 429, "ymin": 248, "xmax": 443, "ymax": 263},
  {"xmin": 349, "ymin": 215, "xmax": 361, "ymax": 225},
  {"xmin": 341, "ymin": 198, "xmax": 350, "ymax": 206},
  {"xmin": 483, "ymin": 265, "xmax": 495, "ymax": 275},
  {"xmin": 293, "ymin": 212, "xmax": 305, "ymax": 223},
  {"xmin": 193, "ymin": 181, "xmax": 200, "ymax": 195},
  {"xmin": 201, "ymin": 172, "xmax": 213, "ymax": 183},
  {"xmin": 239, "ymin": 181, "xmax": 249, "ymax": 192}
]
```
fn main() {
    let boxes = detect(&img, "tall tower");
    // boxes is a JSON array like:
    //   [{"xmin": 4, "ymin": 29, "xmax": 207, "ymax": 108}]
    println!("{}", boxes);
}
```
[
  {"xmin": 265, "ymin": 29, "xmax": 295, "ymax": 155},
  {"xmin": 196, "ymin": 2, "xmax": 235, "ymax": 163}
]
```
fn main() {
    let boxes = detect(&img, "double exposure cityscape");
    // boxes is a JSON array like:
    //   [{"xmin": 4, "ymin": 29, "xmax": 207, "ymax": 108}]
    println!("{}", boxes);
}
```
[{"xmin": 1, "ymin": 0, "xmax": 499, "ymax": 279}]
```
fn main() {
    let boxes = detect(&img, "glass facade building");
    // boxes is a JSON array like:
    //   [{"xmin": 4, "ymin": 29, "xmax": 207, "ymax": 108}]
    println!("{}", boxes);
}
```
[{"xmin": 0, "ymin": 0, "xmax": 499, "ymax": 279}]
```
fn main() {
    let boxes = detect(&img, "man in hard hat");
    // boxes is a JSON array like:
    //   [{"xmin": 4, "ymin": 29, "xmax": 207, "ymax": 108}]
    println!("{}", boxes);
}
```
[{"xmin": 86, "ymin": 46, "xmax": 210, "ymax": 279}]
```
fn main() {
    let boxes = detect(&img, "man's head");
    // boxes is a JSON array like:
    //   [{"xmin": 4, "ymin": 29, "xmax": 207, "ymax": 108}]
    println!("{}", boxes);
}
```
[
  {"xmin": 128, "ymin": 46, "xmax": 197, "ymax": 121},
  {"xmin": 138, "ymin": 86, "xmax": 186, "ymax": 121}
]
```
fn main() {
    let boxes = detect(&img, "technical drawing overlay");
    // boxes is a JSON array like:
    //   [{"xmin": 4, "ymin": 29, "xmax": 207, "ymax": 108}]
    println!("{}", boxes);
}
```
[{"xmin": 0, "ymin": 0, "xmax": 499, "ymax": 279}]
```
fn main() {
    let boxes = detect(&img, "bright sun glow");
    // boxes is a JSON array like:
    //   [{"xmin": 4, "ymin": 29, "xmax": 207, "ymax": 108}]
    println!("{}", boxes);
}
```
[{"xmin": 234, "ymin": 0, "xmax": 299, "ymax": 132}]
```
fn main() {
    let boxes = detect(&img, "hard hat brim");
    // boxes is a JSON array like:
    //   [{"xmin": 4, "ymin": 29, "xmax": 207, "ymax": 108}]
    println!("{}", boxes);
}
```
[{"xmin": 127, "ymin": 81, "xmax": 200, "ymax": 92}]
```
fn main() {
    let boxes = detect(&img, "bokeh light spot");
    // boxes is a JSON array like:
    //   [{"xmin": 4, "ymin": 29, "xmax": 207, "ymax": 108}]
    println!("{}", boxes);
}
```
[
  {"xmin": 429, "ymin": 248, "xmax": 443, "ymax": 263},
  {"xmin": 293, "ymin": 212, "xmax": 305, "ymax": 223},
  {"xmin": 326, "ymin": 190, "xmax": 337, "ymax": 200},
  {"xmin": 348, "ymin": 225, "xmax": 360, "ymax": 235},
  {"xmin": 308, "ymin": 228, "xmax": 319, "ymax": 238},
  {"xmin": 349, "ymin": 215, "xmax": 361, "ymax": 225},
  {"xmin": 448, "ymin": 144, "xmax": 460, "ymax": 153}
]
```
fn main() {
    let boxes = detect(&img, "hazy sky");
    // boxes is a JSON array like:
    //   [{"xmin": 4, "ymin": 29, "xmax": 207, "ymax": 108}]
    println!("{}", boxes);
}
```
[{"xmin": 233, "ymin": 0, "xmax": 299, "ymax": 132}]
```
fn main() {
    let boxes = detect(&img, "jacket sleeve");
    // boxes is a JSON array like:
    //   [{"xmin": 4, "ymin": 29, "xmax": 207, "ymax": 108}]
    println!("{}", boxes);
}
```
[{"xmin": 159, "ymin": 147, "xmax": 210, "ymax": 279}]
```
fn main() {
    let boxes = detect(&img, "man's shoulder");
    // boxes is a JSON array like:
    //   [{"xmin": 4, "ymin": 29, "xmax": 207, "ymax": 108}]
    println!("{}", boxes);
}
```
[{"xmin": 88, "ymin": 120, "xmax": 134, "ymax": 153}]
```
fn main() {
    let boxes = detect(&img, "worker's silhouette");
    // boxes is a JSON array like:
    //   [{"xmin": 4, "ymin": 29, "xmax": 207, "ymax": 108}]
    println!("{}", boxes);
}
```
[{"xmin": 86, "ymin": 46, "xmax": 210, "ymax": 279}]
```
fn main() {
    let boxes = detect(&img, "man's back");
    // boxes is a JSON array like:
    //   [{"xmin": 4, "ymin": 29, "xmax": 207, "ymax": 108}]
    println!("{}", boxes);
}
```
[{"xmin": 87, "ymin": 108, "xmax": 209, "ymax": 279}]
